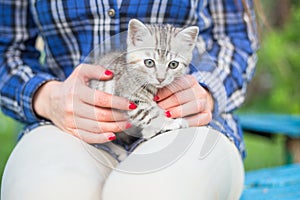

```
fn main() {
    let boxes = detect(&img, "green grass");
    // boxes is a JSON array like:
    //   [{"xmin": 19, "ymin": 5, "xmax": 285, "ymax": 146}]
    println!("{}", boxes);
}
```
[
  {"xmin": 0, "ymin": 113, "xmax": 18, "ymax": 189},
  {"xmin": 243, "ymin": 133, "xmax": 286, "ymax": 171}
]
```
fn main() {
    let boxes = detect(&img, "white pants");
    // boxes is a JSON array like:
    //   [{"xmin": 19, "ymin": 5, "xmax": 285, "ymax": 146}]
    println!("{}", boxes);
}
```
[{"xmin": 1, "ymin": 125, "xmax": 244, "ymax": 200}]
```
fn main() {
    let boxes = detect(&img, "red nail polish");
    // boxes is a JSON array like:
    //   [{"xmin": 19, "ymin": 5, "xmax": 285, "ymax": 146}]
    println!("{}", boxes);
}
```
[
  {"xmin": 126, "ymin": 123, "xmax": 132, "ymax": 129},
  {"xmin": 108, "ymin": 135, "xmax": 116, "ymax": 141},
  {"xmin": 153, "ymin": 95, "xmax": 160, "ymax": 101},
  {"xmin": 129, "ymin": 102, "xmax": 137, "ymax": 110},
  {"xmin": 104, "ymin": 70, "xmax": 113, "ymax": 76},
  {"xmin": 165, "ymin": 111, "xmax": 171, "ymax": 118}
]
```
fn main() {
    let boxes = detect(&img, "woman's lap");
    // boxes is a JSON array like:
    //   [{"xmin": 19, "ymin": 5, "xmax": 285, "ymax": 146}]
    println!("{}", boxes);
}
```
[
  {"xmin": 1, "ymin": 125, "xmax": 244, "ymax": 200},
  {"xmin": 1, "ymin": 125, "xmax": 117, "ymax": 200},
  {"xmin": 103, "ymin": 127, "xmax": 244, "ymax": 200}
]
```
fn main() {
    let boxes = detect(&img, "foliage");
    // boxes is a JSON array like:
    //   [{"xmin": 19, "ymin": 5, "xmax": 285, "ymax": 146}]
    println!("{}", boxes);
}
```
[
  {"xmin": 242, "ymin": 5, "xmax": 300, "ymax": 114},
  {"xmin": 0, "ymin": 113, "xmax": 18, "ymax": 189}
]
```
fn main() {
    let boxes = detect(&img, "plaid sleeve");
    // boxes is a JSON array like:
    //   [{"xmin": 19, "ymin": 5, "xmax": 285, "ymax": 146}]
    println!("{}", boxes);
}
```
[
  {"xmin": 192, "ymin": 0, "xmax": 259, "ymax": 115},
  {"xmin": 0, "ymin": 1, "xmax": 57, "ymax": 123}
]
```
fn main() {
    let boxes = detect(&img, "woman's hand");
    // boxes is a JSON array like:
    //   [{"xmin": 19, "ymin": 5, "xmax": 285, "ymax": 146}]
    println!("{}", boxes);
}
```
[
  {"xmin": 33, "ymin": 64, "xmax": 135, "ymax": 144},
  {"xmin": 156, "ymin": 75, "xmax": 214, "ymax": 127}
]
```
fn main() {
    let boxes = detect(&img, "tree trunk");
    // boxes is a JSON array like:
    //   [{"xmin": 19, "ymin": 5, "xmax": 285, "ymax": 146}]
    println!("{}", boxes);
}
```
[{"xmin": 272, "ymin": 0, "xmax": 291, "ymax": 27}]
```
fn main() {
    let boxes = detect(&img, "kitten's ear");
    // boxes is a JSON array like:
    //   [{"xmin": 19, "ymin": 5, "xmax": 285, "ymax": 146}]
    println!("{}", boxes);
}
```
[
  {"xmin": 176, "ymin": 26, "xmax": 199, "ymax": 48},
  {"xmin": 127, "ymin": 19, "xmax": 151, "ymax": 47}
]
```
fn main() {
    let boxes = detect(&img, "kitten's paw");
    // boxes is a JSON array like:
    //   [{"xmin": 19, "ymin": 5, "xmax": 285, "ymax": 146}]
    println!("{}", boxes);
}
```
[
  {"xmin": 141, "ymin": 118, "xmax": 189, "ymax": 139},
  {"xmin": 141, "ymin": 126, "xmax": 158, "ymax": 139},
  {"xmin": 162, "ymin": 118, "xmax": 189, "ymax": 132}
]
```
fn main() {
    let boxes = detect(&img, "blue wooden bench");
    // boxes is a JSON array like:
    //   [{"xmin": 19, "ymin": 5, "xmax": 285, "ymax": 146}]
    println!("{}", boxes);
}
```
[
  {"xmin": 241, "ymin": 163, "xmax": 300, "ymax": 200},
  {"xmin": 238, "ymin": 114, "xmax": 300, "ymax": 199},
  {"xmin": 238, "ymin": 114, "xmax": 300, "ymax": 139}
]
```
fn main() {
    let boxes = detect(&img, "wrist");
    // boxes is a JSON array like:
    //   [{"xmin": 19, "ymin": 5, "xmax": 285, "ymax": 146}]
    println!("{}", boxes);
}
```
[
  {"xmin": 33, "ymin": 80, "xmax": 61, "ymax": 120},
  {"xmin": 207, "ymin": 91, "xmax": 214, "ymax": 112},
  {"xmin": 199, "ymin": 82, "xmax": 214, "ymax": 112}
]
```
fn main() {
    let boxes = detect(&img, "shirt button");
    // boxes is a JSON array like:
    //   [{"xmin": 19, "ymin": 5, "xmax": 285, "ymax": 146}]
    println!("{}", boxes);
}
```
[{"xmin": 108, "ymin": 8, "xmax": 115, "ymax": 17}]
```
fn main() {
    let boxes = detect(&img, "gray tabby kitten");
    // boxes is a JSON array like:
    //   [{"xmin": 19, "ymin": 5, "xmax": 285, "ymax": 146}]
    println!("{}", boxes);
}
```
[{"xmin": 89, "ymin": 19, "xmax": 199, "ymax": 144}]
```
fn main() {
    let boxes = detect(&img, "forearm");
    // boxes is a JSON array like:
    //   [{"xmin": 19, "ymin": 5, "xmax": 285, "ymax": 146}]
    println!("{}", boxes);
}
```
[
  {"xmin": 0, "ymin": 0, "xmax": 59, "ymax": 124},
  {"xmin": 0, "ymin": 66, "xmax": 58, "ymax": 123},
  {"xmin": 192, "ymin": 0, "xmax": 259, "ymax": 115}
]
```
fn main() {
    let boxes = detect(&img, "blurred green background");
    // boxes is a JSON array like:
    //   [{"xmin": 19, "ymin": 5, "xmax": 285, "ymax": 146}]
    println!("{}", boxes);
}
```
[
  {"xmin": 0, "ymin": 0, "xmax": 299, "ymax": 189},
  {"xmin": 239, "ymin": 0, "xmax": 300, "ymax": 169}
]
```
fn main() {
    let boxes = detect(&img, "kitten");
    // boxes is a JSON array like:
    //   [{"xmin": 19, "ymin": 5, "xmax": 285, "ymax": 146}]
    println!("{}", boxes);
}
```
[{"xmin": 89, "ymin": 19, "xmax": 199, "ymax": 145}]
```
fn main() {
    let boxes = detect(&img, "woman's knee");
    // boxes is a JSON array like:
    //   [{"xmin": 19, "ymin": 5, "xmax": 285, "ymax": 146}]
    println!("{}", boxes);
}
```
[
  {"xmin": 103, "ymin": 127, "xmax": 244, "ymax": 200},
  {"xmin": 2, "ymin": 163, "xmax": 104, "ymax": 200},
  {"xmin": 1, "ymin": 125, "xmax": 117, "ymax": 200}
]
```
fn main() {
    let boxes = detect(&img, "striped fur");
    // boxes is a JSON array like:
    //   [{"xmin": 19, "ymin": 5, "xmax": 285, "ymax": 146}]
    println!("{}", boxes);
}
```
[{"xmin": 89, "ymin": 19, "xmax": 198, "ymax": 144}]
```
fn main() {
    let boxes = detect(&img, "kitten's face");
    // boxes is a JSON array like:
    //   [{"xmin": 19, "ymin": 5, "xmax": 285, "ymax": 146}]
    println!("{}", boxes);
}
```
[{"xmin": 126, "ymin": 19, "xmax": 199, "ymax": 88}]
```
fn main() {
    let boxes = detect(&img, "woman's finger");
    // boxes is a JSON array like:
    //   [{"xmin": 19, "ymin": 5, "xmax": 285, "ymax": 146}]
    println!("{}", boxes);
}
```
[
  {"xmin": 157, "ymin": 86, "xmax": 204, "ymax": 110},
  {"xmin": 78, "ymin": 85, "xmax": 135, "ymax": 111},
  {"xmin": 185, "ymin": 112, "xmax": 212, "ymax": 127},
  {"xmin": 71, "ymin": 128, "xmax": 116, "ymax": 144},
  {"xmin": 74, "ymin": 101, "xmax": 127, "ymax": 122},
  {"xmin": 165, "ymin": 99, "xmax": 207, "ymax": 118},
  {"xmin": 74, "ymin": 63, "xmax": 114, "ymax": 82},
  {"xmin": 72, "ymin": 117, "xmax": 130, "ymax": 133},
  {"xmin": 156, "ymin": 75, "xmax": 196, "ymax": 101}
]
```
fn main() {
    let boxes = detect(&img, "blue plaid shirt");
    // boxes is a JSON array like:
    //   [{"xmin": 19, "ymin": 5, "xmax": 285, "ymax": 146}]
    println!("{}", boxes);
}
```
[{"xmin": 0, "ymin": 0, "xmax": 258, "ymax": 158}]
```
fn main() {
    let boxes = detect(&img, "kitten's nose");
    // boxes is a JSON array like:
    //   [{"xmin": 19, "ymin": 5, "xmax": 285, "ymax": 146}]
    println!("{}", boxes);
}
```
[{"xmin": 157, "ymin": 78, "xmax": 164, "ymax": 83}]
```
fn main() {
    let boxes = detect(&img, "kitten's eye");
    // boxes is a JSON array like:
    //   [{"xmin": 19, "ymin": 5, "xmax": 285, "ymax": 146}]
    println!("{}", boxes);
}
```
[
  {"xmin": 168, "ymin": 61, "xmax": 179, "ymax": 69},
  {"xmin": 144, "ymin": 59, "xmax": 155, "ymax": 68}
]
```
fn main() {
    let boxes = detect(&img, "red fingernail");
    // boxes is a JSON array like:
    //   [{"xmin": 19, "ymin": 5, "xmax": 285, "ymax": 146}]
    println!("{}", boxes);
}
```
[
  {"xmin": 129, "ymin": 102, "xmax": 137, "ymax": 110},
  {"xmin": 126, "ymin": 123, "xmax": 132, "ymax": 129},
  {"xmin": 153, "ymin": 95, "xmax": 160, "ymax": 101},
  {"xmin": 165, "ymin": 111, "xmax": 171, "ymax": 118},
  {"xmin": 108, "ymin": 135, "xmax": 116, "ymax": 141},
  {"xmin": 104, "ymin": 70, "xmax": 113, "ymax": 76}
]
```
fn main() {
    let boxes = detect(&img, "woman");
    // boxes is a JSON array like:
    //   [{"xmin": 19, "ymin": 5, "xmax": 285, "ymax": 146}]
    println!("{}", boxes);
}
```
[{"xmin": 0, "ymin": 0, "xmax": 258, "ymax": 199}]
